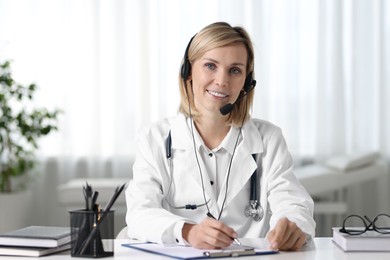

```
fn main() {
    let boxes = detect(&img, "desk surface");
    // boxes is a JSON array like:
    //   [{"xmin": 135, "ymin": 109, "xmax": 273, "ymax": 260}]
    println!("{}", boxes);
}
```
[{"xmin": 3, "ymin": 238, "xmax": 389, "ymax": 260}]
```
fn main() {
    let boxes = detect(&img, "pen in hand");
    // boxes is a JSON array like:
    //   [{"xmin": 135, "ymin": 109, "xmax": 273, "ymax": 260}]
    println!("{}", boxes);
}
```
[{"xmin": 206, "ymin": 212, "xmax": 241, "ymax": 246}]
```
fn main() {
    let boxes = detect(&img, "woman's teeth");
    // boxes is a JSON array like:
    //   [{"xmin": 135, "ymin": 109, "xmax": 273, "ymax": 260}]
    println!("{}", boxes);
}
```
[{"xmin": 208, "ymin": 90, "xmax": 227, "ymax": 98}]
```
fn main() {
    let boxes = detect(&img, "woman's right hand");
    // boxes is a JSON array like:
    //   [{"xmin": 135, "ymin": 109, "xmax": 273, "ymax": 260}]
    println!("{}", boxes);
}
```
[{"xmin": 182, "ymin": 217, "xmax": 238, "ymax": 249}]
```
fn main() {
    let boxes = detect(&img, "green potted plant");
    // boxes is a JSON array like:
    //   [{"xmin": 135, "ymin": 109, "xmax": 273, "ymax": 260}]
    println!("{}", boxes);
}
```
[{"xmin": 0, "ymin": 60, "xmax": 61, "ymax": 193}]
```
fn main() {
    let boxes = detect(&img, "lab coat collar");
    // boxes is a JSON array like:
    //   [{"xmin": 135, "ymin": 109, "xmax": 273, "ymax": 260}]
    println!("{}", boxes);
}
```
[
  {"xmin": 188, "ymin": 118, "xmax": 241, "ymax": 156},
  {"xmin": 170, "ymin": 114, "xmax": 265, "ymax": 155},
  {"xmin": 240, "ymin": 119, "xmax": 265, "ymax": 155},
  {"xmin": 169, "ymin": 113, "xmax": 193, "ymax": 151}
]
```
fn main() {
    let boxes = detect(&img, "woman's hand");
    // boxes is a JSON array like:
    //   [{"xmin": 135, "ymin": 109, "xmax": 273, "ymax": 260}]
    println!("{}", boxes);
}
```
[
  {"xmin": 182, "ymin": 217, "xmax": 238, "ymax": 249},
  {"xmin": 267, "ymin": 217, "xmax": 307, "ymax": 251}
]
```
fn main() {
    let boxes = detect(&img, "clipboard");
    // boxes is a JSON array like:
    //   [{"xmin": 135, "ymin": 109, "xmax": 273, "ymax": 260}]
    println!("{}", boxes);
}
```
[{"xmin": 122, "ymin": 242, "xmax": 278, "ymax": 259}]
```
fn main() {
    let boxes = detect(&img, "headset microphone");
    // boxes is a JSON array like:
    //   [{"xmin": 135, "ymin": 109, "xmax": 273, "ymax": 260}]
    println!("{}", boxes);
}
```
[
  {"xmin": 219, "ymin": 103, "xmax": 234, "ymax": 116},
  {"xmin": 219, "ymin": 79, "xmax": 256, "ymax": 116}
]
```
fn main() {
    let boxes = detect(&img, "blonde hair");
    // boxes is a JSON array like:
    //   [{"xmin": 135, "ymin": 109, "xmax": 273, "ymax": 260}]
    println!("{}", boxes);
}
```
[{"xmin": 178, "ymin": 22, "xmax": 255, "ymax": 126}]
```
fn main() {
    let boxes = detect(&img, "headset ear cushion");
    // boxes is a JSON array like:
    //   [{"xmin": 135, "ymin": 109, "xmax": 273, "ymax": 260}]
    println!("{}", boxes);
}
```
[
  {"xmin": 181, "ymin": 61, "xmax": 191, "ymax": 80},
  {"xmin": 243, "ymin": 72, "xmax": 253, "ymax": 92},
  {"xmin": 181, "ymin": 35, "xmax": 196, "ymax": 81}
]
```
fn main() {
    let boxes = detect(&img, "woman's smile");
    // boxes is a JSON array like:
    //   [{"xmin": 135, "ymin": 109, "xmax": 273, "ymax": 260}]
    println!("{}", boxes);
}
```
[{"xmin": 207, "ymin": 90, "xmax": 228, "ymax": 99}]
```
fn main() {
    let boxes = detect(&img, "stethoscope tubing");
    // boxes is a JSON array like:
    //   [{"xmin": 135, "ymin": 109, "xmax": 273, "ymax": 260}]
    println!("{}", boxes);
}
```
[{"xmin": 164, "ymin": 130, "xmax": 263, "ymax": 221}]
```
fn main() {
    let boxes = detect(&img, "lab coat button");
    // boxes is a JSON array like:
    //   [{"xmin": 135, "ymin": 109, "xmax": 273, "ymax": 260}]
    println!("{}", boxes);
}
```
[
  {"xmin": 208, "ymin": 153, "xmax": 213, "ymax": 157},
  {"xmin": 176, "ymin": 238, "xmax": 179, "ymax": 243}
]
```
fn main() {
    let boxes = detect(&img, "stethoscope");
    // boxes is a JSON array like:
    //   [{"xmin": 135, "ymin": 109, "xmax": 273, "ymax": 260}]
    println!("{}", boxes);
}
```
[{"xmin": 164, "ymin": 130, "xmax": 264, "ymax": 222}]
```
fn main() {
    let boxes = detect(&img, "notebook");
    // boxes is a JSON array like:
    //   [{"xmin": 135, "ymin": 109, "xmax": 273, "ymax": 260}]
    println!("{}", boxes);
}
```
[
  {"xmin": 0, "ymin": 226, "xmax": 71, "ymax": 248},
  {"xmin": 0, "ymin": 243, "xmax": 71, "ymax": 257}
]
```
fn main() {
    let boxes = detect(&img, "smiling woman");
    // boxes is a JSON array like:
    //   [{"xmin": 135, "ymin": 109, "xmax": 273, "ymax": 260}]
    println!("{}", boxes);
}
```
[{"xmin": 125, "ymin": 22, "xmax": 315, "ymax": 251}]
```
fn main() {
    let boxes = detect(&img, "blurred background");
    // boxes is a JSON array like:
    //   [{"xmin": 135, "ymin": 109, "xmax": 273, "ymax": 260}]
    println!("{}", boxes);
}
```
[{"xmin": 0, "ymin": 0, "xmax": 389, "ymax": 237}]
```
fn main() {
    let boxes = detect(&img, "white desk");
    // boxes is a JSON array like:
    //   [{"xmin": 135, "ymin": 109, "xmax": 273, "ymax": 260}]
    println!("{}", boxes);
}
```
[{"xmin": 3, "ymin": 238, "xmax": 390, "ymax": 259}]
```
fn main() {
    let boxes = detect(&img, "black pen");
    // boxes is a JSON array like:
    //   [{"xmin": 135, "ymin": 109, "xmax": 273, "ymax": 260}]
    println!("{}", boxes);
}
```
[{"xmin": 206, "ymin": 212, "xmax": 241, "ymax": 245}]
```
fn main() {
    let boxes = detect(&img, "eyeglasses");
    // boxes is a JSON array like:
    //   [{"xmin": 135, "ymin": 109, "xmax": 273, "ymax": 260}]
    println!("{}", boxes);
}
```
[{"xmin": 339, "ymin": 214, "xmax": 390, "ymax": 235}]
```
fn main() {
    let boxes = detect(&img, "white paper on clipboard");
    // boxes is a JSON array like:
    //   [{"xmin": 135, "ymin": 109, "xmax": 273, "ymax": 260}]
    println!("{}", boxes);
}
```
[{"xmin": 122, "ymin": 238, "xmax": 278, "ymax": 259}]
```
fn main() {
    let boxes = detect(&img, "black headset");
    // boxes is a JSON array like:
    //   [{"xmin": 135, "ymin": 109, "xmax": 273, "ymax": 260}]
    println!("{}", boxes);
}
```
[{"xmin": 180, "ymin": 34, "xmax": 255, "ymax": 93}]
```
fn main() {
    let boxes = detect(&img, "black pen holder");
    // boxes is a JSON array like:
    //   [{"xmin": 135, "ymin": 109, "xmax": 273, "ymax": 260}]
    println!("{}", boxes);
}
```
[{"xmin": 69, "ymin": 209, "xmax": 115, "ymax": 258}]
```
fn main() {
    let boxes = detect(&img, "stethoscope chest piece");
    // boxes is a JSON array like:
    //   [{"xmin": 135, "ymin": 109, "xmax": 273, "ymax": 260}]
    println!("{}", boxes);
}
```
[{"xmin": 244, "ymin": 199, "xmax": 263, "ymax": 222}]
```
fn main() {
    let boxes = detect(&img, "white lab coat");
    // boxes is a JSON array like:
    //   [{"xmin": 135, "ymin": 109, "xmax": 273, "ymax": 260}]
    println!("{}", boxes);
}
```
[{"xmin": 125, "ymin": 113, "xmax": 315, "ymax": 244}]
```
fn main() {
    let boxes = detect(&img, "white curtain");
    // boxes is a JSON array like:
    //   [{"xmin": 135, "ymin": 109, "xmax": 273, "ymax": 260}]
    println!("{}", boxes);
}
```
[{"xmin": 0, "ymin": 0, "xmax": 389, "ymax": 230}]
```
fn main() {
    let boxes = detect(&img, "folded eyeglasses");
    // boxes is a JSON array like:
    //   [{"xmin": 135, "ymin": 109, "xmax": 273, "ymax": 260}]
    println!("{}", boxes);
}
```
[{"xmin": 339, "ymin": 214, "xmax": 390, "ymax": 235}]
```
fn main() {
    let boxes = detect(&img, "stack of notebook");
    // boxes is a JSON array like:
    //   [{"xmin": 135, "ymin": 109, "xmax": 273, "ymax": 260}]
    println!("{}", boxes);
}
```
[{"xmin": 0, "ymin": 226, "xmax": 71, "ymax": 257}]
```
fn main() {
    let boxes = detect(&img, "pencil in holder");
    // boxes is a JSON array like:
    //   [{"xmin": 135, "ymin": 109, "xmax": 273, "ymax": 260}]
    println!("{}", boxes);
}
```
[{"xmin": 69, "ymin": 209, "xmax": 115, "ymax": 258}]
